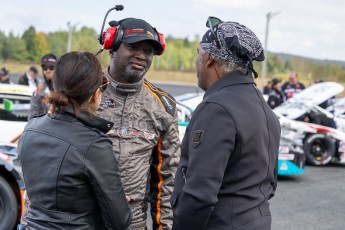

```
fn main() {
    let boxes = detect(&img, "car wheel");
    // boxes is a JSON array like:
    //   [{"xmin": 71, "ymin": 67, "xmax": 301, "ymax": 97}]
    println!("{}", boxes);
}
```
[
  {"xmin": 0, "ymin": 176, "xmax": 18, "ymax": 230},
  {"xmin": 304, "ymin": 133, "xmax": 335, "ymax": 166}
]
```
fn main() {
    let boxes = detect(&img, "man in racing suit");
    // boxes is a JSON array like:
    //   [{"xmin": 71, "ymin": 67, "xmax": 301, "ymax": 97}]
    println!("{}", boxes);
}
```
[
  {"xmin": 28, "ymin": 53, "xmax": 57, "ymax": 120},
  {"xmin": 281, "ymin": 71, "xmax": 305, "ymax": 100},
  {"xmin": 96, "ymin": 18, "xmax": 180, "ymax": 230}
]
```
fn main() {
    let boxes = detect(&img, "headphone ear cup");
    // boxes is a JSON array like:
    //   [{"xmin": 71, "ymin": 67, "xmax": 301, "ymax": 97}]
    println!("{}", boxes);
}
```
[
  {"xmin": 156, "ymin": 32, "xmax": 166, "ymax": 56},
  {"xmin": 102, "ymin": 27, "xmax": 118, "ymax": 50},
  {"xmin": 152, "ymin": 28, "xmax": 166, "ymax": 56},
  {"xmin": 111, "ymin": 27, "xmax": 124, "ymax": 52}
]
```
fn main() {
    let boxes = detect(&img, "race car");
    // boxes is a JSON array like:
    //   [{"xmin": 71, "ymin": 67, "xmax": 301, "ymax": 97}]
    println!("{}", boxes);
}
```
[
  {"xmin": 274, "ymin": 81, "xmax": 345, "ymax": 166},
  {"xmin": 175, "ymin": 92, "xmax": 306, "ymax": 175},
  {"xmin": 278, "ymin": 137, "xmax": 305, "ymax": 175},
  {"xmin": 0, "ymin": 83, "xmax": 32, "ymax": 229},
  {"xmin": 0, "ymin": 142, "xmax": 25, "ymax": 230}
]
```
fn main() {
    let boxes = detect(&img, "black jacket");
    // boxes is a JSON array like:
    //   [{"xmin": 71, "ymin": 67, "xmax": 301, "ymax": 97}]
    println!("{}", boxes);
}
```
[
  {"xmin": 267, "ymin": 88, "xmax": 285, "ymax": 109},
  {"xmin": 18, "ymin": 105, "xmax": 131, "ymax": 230},
  {"xmin": 18, "ymin": 73, "xmax": 39, "ymax": 87},
  {"xmin": 172, "ymin": 71, "xmax": 281, "ymax": 230}
]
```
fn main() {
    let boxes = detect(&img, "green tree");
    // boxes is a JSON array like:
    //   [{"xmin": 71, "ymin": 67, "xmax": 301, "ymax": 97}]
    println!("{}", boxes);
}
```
[
  {"xmin": 47, "ymin": 31, "xmax": 68, "ymax": 57},
  {"xmin": 5, "ymin": 32, "xmax": 26, "ymax": 61},
  {"xmin": 73, "ymin": 26, "xmax": 99, "ymax": 51},
  {"xmin": 35, "ymin": 32, "xmax": 50, "ymax": 62},
  {"xmin": 74, "ymin": 26, "xmax": 109, "ymax": 65},
  {"xmin": 22, "ymin": 26, "xmax": 39, "ymax": 61},
  {"xmin": 0, "ymin": 31, "xmax": 6, "ymax": 61}
]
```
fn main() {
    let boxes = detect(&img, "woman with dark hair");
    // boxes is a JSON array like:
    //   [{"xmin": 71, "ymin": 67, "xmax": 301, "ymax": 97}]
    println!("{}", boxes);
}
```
[{"xmin": 18, "ymin": 51, "xmax": 131, "ymax": 230}]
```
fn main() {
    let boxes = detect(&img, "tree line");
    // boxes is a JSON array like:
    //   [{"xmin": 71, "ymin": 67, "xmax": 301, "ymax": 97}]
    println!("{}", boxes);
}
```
[{"xmin": 1, "ymin": 26, "xmax": 345, "ymax": 84}]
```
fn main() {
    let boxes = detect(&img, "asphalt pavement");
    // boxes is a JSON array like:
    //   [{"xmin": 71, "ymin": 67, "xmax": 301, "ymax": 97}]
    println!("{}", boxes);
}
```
[{"xmin": 271, "ymin": 164, "xmax": 345, "ymax": 230}]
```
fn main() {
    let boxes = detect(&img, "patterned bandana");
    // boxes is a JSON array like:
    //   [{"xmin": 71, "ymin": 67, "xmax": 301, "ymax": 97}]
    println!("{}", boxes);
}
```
[{"xmin": 200, "ymin": 21, "xmax": 264, "ymax": 77}]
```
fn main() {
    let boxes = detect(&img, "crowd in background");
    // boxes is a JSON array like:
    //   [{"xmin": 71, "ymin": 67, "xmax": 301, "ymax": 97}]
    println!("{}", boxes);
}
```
[{"xmin": 264, "ymin": 71, "xmax": 306, "ymax": 109}]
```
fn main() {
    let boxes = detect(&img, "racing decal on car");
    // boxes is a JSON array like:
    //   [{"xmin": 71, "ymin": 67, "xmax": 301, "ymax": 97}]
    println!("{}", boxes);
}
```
[{"xmin": 0, "ymin": 152, "xmax": 11, "ymax": 162}]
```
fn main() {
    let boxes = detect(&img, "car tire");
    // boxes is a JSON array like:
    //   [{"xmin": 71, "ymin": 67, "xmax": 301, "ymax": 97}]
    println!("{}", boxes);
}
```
[
  {"xmin": 0, "ymin": 176, "xmax": 18, "ymax": 230},
  {"xmin": 304, "ymin": 133, "xmax": 335, "ymax": 166}
]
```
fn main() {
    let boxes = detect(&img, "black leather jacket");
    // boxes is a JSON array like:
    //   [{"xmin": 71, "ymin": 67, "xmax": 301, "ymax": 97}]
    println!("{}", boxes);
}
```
[{"xmin": 18, "ymin": 105, "xmax": 131, "ymax": 230}]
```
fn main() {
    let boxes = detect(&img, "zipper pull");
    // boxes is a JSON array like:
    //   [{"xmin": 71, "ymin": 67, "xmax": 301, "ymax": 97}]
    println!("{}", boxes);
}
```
[{"xmin": 181, "ymin": 166, "xmax": 187, "ymax": 184}]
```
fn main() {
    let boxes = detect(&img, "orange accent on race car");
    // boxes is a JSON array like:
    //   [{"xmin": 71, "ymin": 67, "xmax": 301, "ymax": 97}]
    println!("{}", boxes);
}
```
[{"xmin": 307, "ymin": 124, "xmax": 332, "ymax": 133}]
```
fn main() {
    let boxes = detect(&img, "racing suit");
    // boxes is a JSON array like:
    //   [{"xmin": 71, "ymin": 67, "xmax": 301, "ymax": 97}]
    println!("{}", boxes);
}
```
[
  {"xmin": 96, "ymin": 69, "xmax": 180, "ymax": 230},
  {"xmin": 28, "ymin": 82, "xmax": 50, "ymax": 120}
]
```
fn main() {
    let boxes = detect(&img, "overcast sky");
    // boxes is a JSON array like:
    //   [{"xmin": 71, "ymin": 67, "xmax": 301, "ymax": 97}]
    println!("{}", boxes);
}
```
[{"xmin": 1, "ymin": 0, "xmax": 345, "ymax": 61}]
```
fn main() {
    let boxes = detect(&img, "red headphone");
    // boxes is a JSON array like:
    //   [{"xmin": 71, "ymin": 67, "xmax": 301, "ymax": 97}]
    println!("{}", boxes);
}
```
[{"xmin": 98, "ymin": 6, "xmax": 166, "ymax": 55}]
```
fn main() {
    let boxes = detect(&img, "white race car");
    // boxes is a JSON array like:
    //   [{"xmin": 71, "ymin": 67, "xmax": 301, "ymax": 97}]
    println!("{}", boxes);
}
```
[
  {"xmin": 0, "ymin": 83, "xmax": 32, "ymax": 229},
  {"xmin": 274, "ymin": 81, "xmax": 345, "ymax": 165},
  {"xmin": 0, "ymin": 83, "xmax": 32, "ymax": 143},
  {"xmin": 175, "ymin": 92, "xmax": 306, "ymax": 174},
  {"xmin": 176, "ymin": 81, "xmax": 345, "ymax": 167}
]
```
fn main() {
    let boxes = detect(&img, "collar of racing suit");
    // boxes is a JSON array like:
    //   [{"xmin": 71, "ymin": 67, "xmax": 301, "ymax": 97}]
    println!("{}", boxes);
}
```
[
  {"xmin": 104, "ymin": 67, "xmax": 144, "ymax": 96},
  {"xmin": 109, "ymin": 78, "xmax": 144, "ymax": 96}
]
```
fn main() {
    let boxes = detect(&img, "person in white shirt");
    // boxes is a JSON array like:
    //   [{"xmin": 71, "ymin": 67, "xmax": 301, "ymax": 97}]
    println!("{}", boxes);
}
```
[{"xmin": 18, "ymin": 66, "xmax": 39, "ymax": 89}]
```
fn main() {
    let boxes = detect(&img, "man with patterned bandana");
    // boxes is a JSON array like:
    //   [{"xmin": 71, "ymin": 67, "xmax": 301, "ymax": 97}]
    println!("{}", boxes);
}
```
[{"xmin": 172, "ymin": 17, "xmax": 280, "ymax": 230}]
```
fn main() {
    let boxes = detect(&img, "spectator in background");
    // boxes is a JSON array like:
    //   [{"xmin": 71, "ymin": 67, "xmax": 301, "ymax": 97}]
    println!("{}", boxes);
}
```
[
  {"xmin": 281, "ymin": 71, "xmax": 305, "ymax": 99},
  {"xmin": 18, "ymin": 66, "xmax": 39, "ymax": 88},
  {"xmin": 267, "ymin": 78, "xmax": 285, "ymax": 109},
  {"xmin": 262, "ymin": 80, "xmax": 272, "ymax": 94},
  {"xmin": 28, "ymin": 53, "xmax": 57, "ymax": 120},
  {"xmin": 0, "ymin": 67, "xmax": 10, "ymax": 84}
]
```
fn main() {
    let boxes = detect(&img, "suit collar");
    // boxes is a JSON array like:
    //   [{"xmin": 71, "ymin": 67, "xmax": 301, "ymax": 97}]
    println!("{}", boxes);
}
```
[{"xmin": 204, "ymin": 71, "xmax": 255, "ymax": 98}]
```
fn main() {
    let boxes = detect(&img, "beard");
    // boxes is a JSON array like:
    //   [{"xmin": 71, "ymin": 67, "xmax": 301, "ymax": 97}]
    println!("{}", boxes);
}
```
[{"xmin": 117, "ymin": 64, "xmax": 149, "ymax": 83}]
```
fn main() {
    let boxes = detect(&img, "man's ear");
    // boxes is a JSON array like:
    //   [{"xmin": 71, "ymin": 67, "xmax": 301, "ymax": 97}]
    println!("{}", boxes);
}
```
[
  {"xmin": 90, "ymin": 88, "xmax": 101, "ymax": 103},
  {"xmin": 205, "ymin": 53, "xmax": 215, "ymax": 68}
]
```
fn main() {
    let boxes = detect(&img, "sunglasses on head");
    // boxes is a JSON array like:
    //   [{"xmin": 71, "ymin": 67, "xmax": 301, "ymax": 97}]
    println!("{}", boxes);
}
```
[
  {"xmin": 206, "ymin": 16, "xmax": 223, "ymax": 48},
  {"xmin": 99, "ymin": 76, "xmax": 110, "ymax": 93},
  {"xmin": 42, "ymin": 65, "xmax": 55, "ymax": 71}
]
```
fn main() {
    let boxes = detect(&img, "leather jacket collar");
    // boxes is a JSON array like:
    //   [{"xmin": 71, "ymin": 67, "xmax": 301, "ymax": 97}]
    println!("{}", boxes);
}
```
[{"xmin": 51, "ymin": 105, "xmax": 114, "ymax": 133}]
